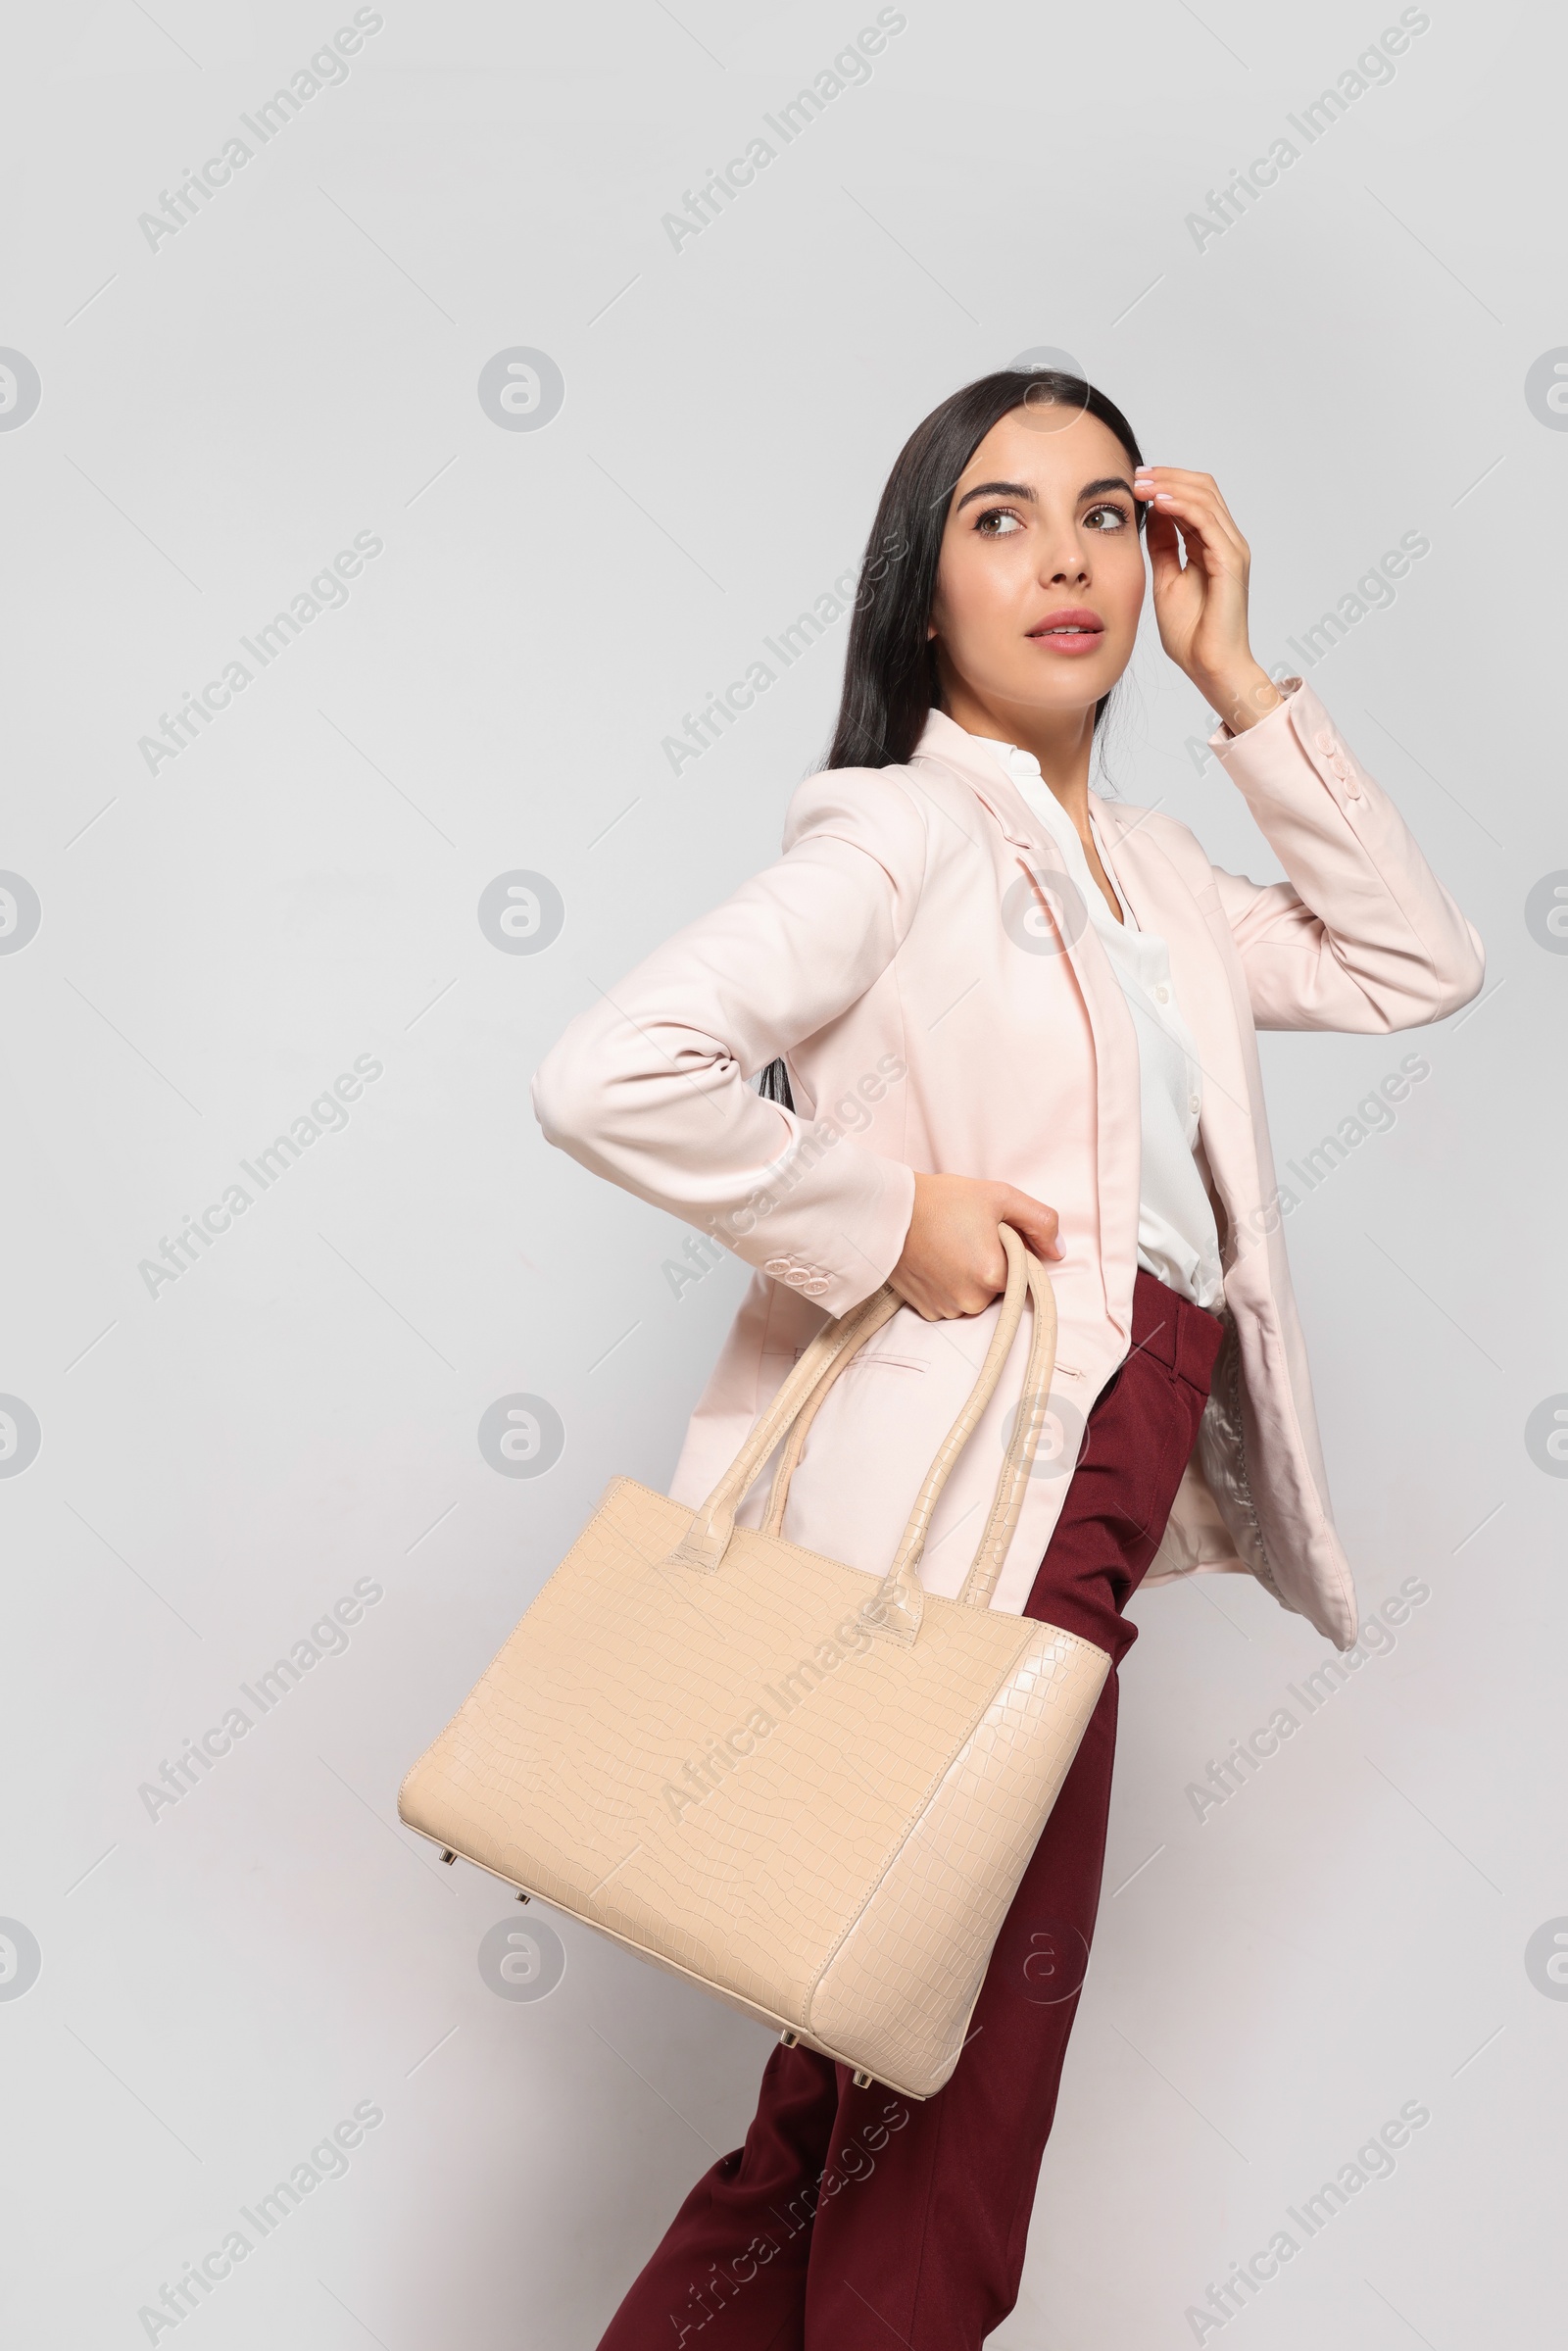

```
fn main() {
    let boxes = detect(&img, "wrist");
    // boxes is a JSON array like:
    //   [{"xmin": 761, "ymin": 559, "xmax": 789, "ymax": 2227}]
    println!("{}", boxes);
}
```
[{"xmin": 1200, "ymin": 661, "xmax": 1282, "ymax": 734}]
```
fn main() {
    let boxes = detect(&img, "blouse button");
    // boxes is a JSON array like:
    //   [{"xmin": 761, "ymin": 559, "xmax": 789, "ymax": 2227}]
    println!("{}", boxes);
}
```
[
  {"xmin": 1189, "ymin": 1095, "xmax": 1200, "ymax": 1114},
  {"xmin": 1155, "ymin": 982, "xmax": 1171, "ymax": 1004}
]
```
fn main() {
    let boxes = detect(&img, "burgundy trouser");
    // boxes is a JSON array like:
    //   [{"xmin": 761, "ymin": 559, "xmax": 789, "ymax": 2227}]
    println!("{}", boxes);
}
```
[{"xmin": 598, "ymin": 1268, "xmax": 1226, "ymax": 2351}]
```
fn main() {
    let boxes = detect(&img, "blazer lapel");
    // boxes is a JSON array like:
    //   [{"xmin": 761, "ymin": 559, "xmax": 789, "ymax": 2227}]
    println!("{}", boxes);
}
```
[{"xmin": 911, "ymin": 713, "xmax": 1142, "ymax": 1335}]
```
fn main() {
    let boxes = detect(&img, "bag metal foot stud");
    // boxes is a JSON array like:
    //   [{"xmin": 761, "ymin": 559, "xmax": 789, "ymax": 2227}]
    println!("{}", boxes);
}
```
[
  {"xmin": 779, "ymin": 2029, "xmax": 799, "ymax": 2047},
  {"xmin": 515, "ymin": 1890, "xmax": 531, "ymax": 1903},
  {"xmin": 440, "ymin": 1849, "xmax": 456, "ymax": 1865},
  {"xmin": 852, "ymin": 2068, "xmax": 872, "ymax": 2088}
]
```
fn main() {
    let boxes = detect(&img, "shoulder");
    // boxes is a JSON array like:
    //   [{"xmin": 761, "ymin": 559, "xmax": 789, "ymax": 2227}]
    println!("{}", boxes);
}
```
[{"xmin": 782, "ymin": 759, "xmax": 935, "ymax": 870}]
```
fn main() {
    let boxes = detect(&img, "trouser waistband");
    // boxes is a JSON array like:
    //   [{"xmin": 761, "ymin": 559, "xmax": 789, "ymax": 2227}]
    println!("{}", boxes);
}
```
[{"xmin": 1128, "ymin": 1265, "xmax": 1226, "ymax": 1392}]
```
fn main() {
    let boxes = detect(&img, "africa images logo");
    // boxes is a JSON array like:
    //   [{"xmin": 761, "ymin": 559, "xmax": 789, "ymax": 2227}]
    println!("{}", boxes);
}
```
[
  {"xmin": 476, "ymin": 349, "xmax": 564, "ymax": 431},
  {"xmin": 0, "ymin": 349, "xmax": 41, "ymax": 430}
]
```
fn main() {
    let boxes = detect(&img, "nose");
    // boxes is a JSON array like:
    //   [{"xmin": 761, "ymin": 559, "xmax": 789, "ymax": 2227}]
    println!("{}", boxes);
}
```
[{"xmin": 1040, "ymin": 538, "xmax": 1091, "ymax": 588}]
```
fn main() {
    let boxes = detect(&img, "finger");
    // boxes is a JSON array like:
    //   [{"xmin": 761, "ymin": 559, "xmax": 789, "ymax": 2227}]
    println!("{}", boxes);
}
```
[
  {"xmin": 1153, "ymin": 511, "xmax": 1241, "ymax": 588},
  {"xmin": 890, "ymin": 1269, "xmax": 940, "ymax": 1322},
  {"xmin": 969, "ymin": 1218, "xmax": 1011, "ymax": 1295},
  {"xmin": 1139, "ymin": 486, "xmax": 1247, "ymax": 568},
  {"xmin": 996, "ymin": 1192, "xmax": 1065, "ymax": 1261},
  {"xmin": 999, "ymin": 1189, "xmax": 1063, "ymax": 1249},
  {"xmin": 1133, "ymin": 465, "xmax": 1230, "ymax": 504},
  {"xmin": 1134, "ymin": 467, "xmax": 1222, "ymax": 510},
  {"xmin": 1132, "ymin": 467, "xmax": 1243, "ymax": 529},
  {"xmin": 1152, "ymin": 469, "xmax": 1245, "ymax": 538},
  {"xmin": 1145, "ymin": 489, "xmax": 1231, "ymax": 541},
  {"xmin": 1145, "ymin": 505, "xmax": 1187, "ymax": 583}
]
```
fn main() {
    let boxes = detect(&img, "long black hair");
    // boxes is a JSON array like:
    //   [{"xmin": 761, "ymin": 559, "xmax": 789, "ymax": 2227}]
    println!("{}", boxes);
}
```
[{"xmin": 757, "ymin": 367, "xmax": 1144, "ymax": 1110}]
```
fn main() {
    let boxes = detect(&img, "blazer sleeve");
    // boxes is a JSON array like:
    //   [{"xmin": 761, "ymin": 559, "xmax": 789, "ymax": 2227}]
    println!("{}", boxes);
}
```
[
  {"xmin": 1204, "ymin": 677, "xmax": 1486, "ymax": 1033},
  {"xmin": 530, "ymin": 765, "xmax": 928, "ymax": 1318}
]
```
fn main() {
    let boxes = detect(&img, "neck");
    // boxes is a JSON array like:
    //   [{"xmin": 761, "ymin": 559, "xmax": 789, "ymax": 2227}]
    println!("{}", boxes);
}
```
[{"xmin": 937, "ymin": 677, "xmax": 1098, "ymax": 831}]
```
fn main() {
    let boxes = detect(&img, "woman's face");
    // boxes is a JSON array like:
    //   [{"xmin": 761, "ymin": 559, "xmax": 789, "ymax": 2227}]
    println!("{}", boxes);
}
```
[{"xmin": 926, "ymin": 403, "xmax": 1146, "ymax": 722}]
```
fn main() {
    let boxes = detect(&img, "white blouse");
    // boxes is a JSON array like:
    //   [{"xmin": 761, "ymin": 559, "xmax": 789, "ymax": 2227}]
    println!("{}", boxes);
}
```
[{"xmin": 974, "ymin": 735, "xmax": 1225, "ymax": 1314}]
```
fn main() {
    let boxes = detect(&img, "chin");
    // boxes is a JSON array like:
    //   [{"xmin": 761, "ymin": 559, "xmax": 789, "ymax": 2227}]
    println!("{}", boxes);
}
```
[{"xmin": 1006, "ymin": 671, "xmax": 1119, "ymax": 710}]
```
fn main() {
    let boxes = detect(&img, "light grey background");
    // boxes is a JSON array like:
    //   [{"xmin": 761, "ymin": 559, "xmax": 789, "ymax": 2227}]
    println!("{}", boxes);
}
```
[{"xmin": 2, "ymin": 1, "xmax": 1562, "ymax": 2343}]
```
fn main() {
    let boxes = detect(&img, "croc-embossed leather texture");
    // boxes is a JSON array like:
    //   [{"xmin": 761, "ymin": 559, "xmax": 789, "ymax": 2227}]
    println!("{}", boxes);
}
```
[{"xmin": 399, "ymin": 1232, "xmax": 1109, "ymax": 2100}]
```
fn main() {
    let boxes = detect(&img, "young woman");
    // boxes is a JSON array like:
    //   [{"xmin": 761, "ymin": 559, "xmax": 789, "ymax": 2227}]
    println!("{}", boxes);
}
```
[{"xmin": 533, "ymin": 370, "xmax": 1484, "ymax": 2349}]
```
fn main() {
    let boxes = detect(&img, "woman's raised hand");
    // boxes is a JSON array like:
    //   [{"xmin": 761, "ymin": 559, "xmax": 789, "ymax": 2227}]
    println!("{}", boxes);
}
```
[
  {"xmin": 1132, "ymin": 465, "xmax": 1282, "ymax": 735},
  {"xmin": 888, "ymin": 1174, "xmax": 1064, "ymax": 1321}
]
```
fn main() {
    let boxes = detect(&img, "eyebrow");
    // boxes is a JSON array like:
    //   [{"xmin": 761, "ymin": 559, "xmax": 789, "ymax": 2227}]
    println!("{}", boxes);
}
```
[{"xmin": 954, "ymin": 473, "xmax": 1136, "ymax": 514}]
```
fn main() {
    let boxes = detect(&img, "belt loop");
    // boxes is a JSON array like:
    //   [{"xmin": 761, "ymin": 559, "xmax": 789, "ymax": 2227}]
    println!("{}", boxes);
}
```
[
  {"xmin": 1132, "ymin": 1271, "xmax": 1226, "ymax": 1388},
  {"xmin": 1175, "ymin": 1295, "xmax": 1224, "ymax": 1389},
  {"xmin": 1130, "ymin": 1270, "xmax": 1177, "ymax": 1373}
]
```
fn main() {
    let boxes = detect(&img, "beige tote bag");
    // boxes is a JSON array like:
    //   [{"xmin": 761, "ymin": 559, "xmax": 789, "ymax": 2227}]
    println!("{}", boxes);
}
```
[{"xmin": 399, "ymin": 1227, "xmax": 1109, "ymax": 2100}]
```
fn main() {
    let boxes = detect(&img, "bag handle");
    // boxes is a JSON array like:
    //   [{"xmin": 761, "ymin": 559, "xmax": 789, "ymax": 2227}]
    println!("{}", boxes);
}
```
[
  {"xmin": 668, "ymin": 1227, "xmax": 1057, "ymax": 1642},
  {"xmin": 877, "ymin": 1229, "xmax": 1055, "ymax": 1636},
  {"xmin": 955, "ymin": 1239, "xmax": 1057, "ymax": 1611},
  {"xmin": 760, "ymin": 1226, "xmax": 1032, "ymax": 1543},
  {"xmin": 664, "ymin": 1281, "xmax": 905, "ymax": 1576}
]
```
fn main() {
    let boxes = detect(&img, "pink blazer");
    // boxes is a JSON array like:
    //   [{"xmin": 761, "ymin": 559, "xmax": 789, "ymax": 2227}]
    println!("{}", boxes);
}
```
[{"xmin": 533, "ymin": 681, "xmax": 1484, "ymax": 1649}]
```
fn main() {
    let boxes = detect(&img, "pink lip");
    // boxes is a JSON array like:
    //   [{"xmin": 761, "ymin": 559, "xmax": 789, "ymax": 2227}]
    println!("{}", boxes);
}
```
[{"xmin": 1027, "ymin": 607, "xmax": 1104, "ymax": 655}]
